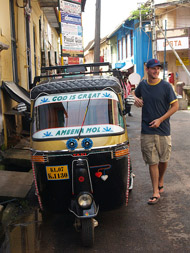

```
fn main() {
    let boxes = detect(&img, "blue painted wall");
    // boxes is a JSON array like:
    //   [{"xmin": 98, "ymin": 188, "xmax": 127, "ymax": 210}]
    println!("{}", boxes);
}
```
[
  {"xmin": 111, "ymin": 19, "xmax": 152, "ymax": 79},
  {"xmin": 133, "ymin": 20, "xmax": 152, "ymax": 78}
]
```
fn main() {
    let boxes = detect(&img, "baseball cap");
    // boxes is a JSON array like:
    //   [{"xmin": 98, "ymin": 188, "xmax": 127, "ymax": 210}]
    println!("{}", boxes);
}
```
[{"xmin": 146, "ymin": 59, "xmax": 162, "ymax": 68}]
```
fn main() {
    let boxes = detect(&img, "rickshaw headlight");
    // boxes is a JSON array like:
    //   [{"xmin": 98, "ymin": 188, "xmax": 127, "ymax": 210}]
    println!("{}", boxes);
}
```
[{"xmin": 78, "ymin": 194, "xmax": 92, "ymax": 208}]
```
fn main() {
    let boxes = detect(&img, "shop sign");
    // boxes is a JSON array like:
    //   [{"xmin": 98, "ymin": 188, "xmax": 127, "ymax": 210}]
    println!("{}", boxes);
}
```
[
  {"xmin": 62, "ymin": 34, "xmax": 83, "ymax": 50},
  {"xmin": 176, "ymin": 57, "xmax": 189, "ymax": 66},
  {"xmin": 61, "ymin": 12, "xmax": 81, "ymax": 25},
  {"xmin": 64, "ymin": 56, "xmax": 83, "ymax": 64},
  {"xmin": 70, "ymin": 0, "xmax": 81, "ymax": 3},
  {"xmin": 157, "ymin": 37, "xmax": 189, "ymax": 51},
  {"xmin": 60, "ymin": 0, "xmax": 81, "ymax": 4},
  {"xmin": 61, "ymin": 23, "xmax": 82, "ymax": 36},
  {"xmin": 60, "ymin": 1, "xmax": 81, "ymax": 14}
]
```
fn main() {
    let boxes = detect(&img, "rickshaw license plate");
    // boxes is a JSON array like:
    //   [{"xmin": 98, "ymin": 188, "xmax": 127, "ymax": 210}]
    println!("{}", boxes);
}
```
[{"xmin": 46, "ymin": 165, "xmax": 69, "ymax": 180}]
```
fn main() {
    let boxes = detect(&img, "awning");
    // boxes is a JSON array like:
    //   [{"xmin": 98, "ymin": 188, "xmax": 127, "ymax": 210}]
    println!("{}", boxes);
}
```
[
  {"xmin": 120, "ymin": 61, "xmax": 134, "ymax": 71},
  {"xmin": 1, "ymin": 81, "xmax": 31, "ymax": 109},
  {"xmin": 115, "ymin": 62, "xmax": 125, "ymax": 69}
]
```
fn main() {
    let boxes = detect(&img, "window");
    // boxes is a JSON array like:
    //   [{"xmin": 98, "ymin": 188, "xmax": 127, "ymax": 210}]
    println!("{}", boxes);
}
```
[
  {"xmin": 33, "ymin": 99, "xmax": 123, "ymax": 130},
  {"xmin": 126, "ymin": 35, "xmax": 128, "ymax": 59},
  {"xmin": 33, "ymin": 25, "xmax": 37, "ymax": 76},
  {"xmin": 32, "ymin": 92, "xmax": 125, "ymax": 138},
  {"xmin": 130, "ymin": 30, "xmax": 133, "ymax": 56},
  {"xmin": 122, "ymin": 37, "xmax": 125, "ymax": 60},
  {"xmin": 118, "ymin": 40, "xmax": 121, "ymax": 61}
]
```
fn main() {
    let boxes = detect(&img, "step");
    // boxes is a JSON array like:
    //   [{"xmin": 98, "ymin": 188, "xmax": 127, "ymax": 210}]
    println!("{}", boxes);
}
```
[{"xmin": 0, "ymin": 170, "xmax": 33, "ymax": 198}]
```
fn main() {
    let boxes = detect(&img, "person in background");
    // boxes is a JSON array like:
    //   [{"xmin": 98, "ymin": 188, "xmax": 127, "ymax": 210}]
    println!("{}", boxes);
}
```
[
  {"xmin": 133, "ymin": 59, "xmax": 179, "ymax": 205},
  {"xmin": 123, "ymin": 76, "xmax": 133, "ymax": 116}
]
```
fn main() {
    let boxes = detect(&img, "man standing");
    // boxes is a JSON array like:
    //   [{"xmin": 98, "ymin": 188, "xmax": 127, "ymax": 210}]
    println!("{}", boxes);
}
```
[{"xmin": 134, "ymin": 59, "xmax": 179, "ymax": 205}]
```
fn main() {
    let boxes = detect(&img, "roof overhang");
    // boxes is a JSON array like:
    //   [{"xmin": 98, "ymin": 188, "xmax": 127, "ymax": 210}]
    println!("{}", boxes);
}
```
[
  {"xmin": 38, "ymin": 0, "xmax": 86, "ymax": 32},
  {"xmin": 114, "ymin": 62, "xmax": 126, "ymax": 69},
  {"xmin": 1, "ymin": 81, "xmax": 31, "ymax": 109},
  {"xmin": 38, "ymin": 0, "xmax": 59, "ymax": 30}
]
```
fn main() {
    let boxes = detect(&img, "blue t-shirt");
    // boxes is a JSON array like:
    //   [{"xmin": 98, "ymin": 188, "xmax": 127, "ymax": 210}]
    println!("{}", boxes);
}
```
[{"xmin": 135, "ymin": 79, "xmax": 177, "ymax": 136}]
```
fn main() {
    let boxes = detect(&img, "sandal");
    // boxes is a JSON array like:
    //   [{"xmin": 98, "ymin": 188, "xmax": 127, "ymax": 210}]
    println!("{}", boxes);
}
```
[
  {"xmin": 148, "ymin": 196, "xmax": 160, "ymax": 205},
  {"xmin": 159, "ymin": 186, "xmax": 164, "ymax": 194}
]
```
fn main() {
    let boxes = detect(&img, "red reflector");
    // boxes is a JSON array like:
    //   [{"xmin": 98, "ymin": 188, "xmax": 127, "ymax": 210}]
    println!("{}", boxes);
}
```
[{"xmin": 78, "ymin": 176, "xmax": 85, "ymax": 182}]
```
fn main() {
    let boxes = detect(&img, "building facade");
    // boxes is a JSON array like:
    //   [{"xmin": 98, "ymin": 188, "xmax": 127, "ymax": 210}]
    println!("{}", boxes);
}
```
[
  {"xmin": 0, "ymin": 0, "xmax": 86, "ymax": 148},
  {"xmin": 155, "ymin": 0, "xmax": 190, "ymax": 91}
]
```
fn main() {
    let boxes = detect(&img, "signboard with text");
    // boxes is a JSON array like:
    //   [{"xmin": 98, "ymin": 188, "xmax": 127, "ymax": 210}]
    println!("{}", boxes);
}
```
[
  {"xmin": 60, "ymin": 0, "xmax": 84, "ymax": 63},
  {"xmin": 157, "ymin": 37, "xmax": 189, "ymax": 51},
  {"xmin": 60, "ymin": 1, "xmax": 81, "ymax": 14},
  {"xmin": 61, "ymin": 12, "xmax": 81, "ymax": 25},
  {"xmin": 61, "ymin": 23, "xmax": 82, "ymax": 36},
  {"xmin": 60, "ymin": 0, "xmax": 81, "ymax": 6},
  {"xmin": 176, "ymin": 57, "xmax": 189, "ymax": 66}
]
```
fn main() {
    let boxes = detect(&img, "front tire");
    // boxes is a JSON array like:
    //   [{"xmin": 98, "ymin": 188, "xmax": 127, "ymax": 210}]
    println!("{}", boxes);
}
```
[{"xmin": 81, "ymin": 218, "xmax": 94, "ymax": 247}]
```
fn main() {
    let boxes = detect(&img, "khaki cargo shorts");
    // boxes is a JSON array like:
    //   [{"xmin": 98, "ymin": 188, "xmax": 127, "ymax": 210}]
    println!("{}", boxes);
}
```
[{"xmin": 141, "ymin": 134, "xmax": 172, "ymax": 165}]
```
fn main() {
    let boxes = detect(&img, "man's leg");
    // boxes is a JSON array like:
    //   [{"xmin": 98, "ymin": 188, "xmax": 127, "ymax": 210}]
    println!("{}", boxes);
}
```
[
  {"xmin": 148, "ymin": 164, "xmax": 160, "ymax": 203},
  {"xmin": 158, "ymin": 162, "xmax": 167, "ymax": 193}
]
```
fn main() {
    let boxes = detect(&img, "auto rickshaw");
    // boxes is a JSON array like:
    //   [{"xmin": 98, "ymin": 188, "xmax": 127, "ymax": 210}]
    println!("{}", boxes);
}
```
[{"xmin": 25, "ymin": 62, "xmax": 134, "ymax": 247}]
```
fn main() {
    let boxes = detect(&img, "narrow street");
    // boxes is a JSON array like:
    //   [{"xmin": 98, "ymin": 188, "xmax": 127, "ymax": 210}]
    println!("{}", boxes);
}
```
[{"xmin": 1, "ymin": 106, "xmax": 190, "ymax": 253}]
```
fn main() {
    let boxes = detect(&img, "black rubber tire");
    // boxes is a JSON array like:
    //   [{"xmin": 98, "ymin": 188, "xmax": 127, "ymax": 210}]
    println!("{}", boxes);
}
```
[{"xmin": 81, "ymin": 218, "xmax": 94, "ymax": 247}]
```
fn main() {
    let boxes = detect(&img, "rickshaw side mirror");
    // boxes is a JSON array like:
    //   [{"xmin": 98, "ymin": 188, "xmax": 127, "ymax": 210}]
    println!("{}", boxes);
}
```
[
  {"xmin": 123, "ymin": 95, "xmax": 135, "ymax": 115},
  {"xmin": 15, "ymin": 102, "xmax": 32, "ymax": 121},
  {"xmin": 16, "ymin": 102, "xmax": 27, "ymax": 113},
  {"xmin": 125, "ymin": 95, "xmax": 135, "ymax": 106}
]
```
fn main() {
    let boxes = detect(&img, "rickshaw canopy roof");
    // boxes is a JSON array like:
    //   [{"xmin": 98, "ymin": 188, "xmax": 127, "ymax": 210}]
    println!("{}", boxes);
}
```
[{"xmin": 30, "ymin": 75, "xmax": 122, "ymax": 100}]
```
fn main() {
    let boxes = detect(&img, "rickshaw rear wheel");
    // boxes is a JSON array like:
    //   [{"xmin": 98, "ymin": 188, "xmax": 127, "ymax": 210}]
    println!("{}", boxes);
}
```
[{"xmin": 81, "ymin": 218, "xmax": 94, "ymax": 247}]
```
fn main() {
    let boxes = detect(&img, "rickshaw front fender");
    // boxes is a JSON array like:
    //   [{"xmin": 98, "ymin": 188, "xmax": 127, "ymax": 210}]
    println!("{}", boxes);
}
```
[{"xmin": 69, "ymin": 199, "xmax": 99, "ymax": 219}]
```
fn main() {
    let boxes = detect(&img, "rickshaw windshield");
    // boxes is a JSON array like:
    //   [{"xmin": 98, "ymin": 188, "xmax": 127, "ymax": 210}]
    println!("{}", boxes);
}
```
[{"xmin": 32, "ymin": 91, "xmax": 125, "ymax": 139}]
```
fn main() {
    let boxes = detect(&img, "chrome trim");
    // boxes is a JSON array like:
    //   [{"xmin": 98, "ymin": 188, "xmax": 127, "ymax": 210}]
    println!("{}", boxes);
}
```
[
  {"xmin": 30, "ymin": 141, "xmax": 129, "ymax": 154},
  {"xmin": 68, "ymin": 205, "xmax": 99, "ymax": 219}
]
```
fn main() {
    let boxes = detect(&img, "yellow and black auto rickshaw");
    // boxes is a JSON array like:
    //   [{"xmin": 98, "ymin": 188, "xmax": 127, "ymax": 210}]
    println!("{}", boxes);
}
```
[{"xmin": 25, "ymin": 62, "xmax": 134, "ymax": 247}]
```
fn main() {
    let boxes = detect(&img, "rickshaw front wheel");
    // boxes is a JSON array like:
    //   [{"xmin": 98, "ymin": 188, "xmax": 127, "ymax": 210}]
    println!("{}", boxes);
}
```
[{"xmin": 81, "ymin": 218, "xmax": 94, "ymax": 247}]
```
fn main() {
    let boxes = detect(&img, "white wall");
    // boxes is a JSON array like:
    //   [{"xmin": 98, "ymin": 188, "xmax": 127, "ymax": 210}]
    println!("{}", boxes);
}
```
[{"xmin": 176, "ymin": 7, "xmax": 190, "ymax": 27}]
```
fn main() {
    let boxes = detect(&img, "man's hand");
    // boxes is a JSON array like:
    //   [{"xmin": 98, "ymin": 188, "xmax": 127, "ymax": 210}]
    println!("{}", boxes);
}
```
[
  {"xmin": 149, "ymin": 100, "xmax": 179, "ymax": 128},
  {"xmin": 134, "ymin": 96, "xmax": 143, "ymax": 107},
  {"xmin": 149, "ymin": 118, "xmax": 162, "ymax": 128}
]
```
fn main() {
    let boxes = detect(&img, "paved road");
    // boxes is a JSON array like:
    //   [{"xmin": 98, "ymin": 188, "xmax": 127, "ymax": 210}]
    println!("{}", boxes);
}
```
[{"xmin": 1, "ymin": 106, "xmax": 190, "ymax": 252}]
